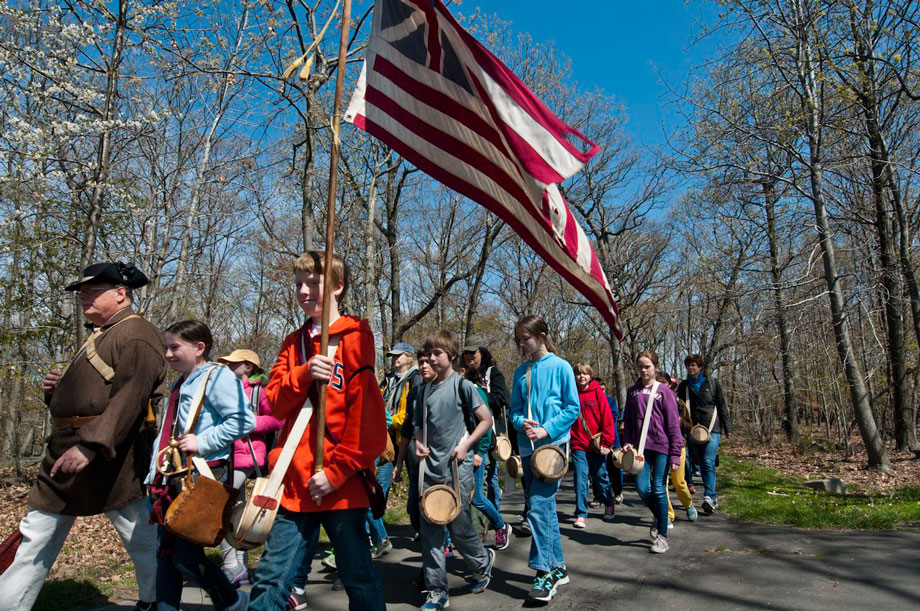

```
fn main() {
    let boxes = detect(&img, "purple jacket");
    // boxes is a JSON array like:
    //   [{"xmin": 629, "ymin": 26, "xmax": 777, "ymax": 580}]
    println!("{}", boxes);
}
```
[{"xmin": 621, "ymin": 381, "xmax": 683, "ymax": 466}]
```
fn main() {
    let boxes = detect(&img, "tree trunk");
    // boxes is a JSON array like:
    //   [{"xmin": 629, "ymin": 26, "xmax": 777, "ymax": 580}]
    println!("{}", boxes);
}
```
[
  {"xmin": 762, "ymin": 181, "xmax": 798, "ymax": 442},
  {"xmin": 793, "ymin": 0, "xmax": 888, "ymax": 468}
]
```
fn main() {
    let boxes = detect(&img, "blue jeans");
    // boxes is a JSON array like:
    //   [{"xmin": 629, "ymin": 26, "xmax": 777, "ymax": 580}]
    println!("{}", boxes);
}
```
[
  {"xmin": 522, "ymin": 453, "xmax": 564, "ymax": 572},
  {"xmin": 486, "ymin": 454, "xmax": 502, "ymax": 511},
  {"xmin": 573, "ymin": 449, "xmax": 612, "ymax": 518},
  {"xmin": 690, "ymin": 432, "xmax": 721, "ymax": 499},
  {"xmin": 156, "ymin": 526, "xmax": 239, "ymax": 611},
  {"xmin": 249, "ymin": 508, "xmax": 385, "ymax": 611},
  {"xmin": 634, "ymin": 450, "xmax": 670, "ymax": 537},
  {"xmin": 472, "ymin": 458, "xmax": 504, "ymax": 530},
  {"xmin": 366, "ymin": 459, "xmax": 394, "ymax": 545}
]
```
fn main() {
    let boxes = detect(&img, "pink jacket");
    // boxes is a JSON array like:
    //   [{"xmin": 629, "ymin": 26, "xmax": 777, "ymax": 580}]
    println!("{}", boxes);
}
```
[{"xmin": 233, "ymin": 377, "xmax": 283, "ymax": 470}]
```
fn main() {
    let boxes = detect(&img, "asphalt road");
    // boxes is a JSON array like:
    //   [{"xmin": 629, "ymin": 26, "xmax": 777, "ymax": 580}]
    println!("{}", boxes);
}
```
[{"xmin": 94, "ymin": 474, "xmax": 920, "ymax": 610}]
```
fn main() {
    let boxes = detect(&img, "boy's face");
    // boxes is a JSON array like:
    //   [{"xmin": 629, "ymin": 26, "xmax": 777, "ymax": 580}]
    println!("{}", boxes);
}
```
[
  {"xmin": 295, "ymin": 271, "xmax": 343, "ymax": 320},
  {"xmin": 428, "ymin": 348, "xmax": 453, "ymax": 377},
  {"xmin": 418, "ymin": 355, "xmax": 436, "ymax": 382}
]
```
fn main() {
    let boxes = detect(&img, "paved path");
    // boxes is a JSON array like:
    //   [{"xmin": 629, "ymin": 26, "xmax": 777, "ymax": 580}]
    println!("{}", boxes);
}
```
[{"xmin": 94, "ymin": 476, "xmax": 920, "ymax": 610}]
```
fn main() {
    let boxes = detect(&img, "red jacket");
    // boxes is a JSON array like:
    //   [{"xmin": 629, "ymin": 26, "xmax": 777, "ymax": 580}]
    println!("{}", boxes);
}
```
[
  {"xmin": 266, "ymin": 315, "xmax": 386, "ymax": 512},
  {"xmin": 569, "ymin": 380, "xmax": 616, "ymax": 451}
]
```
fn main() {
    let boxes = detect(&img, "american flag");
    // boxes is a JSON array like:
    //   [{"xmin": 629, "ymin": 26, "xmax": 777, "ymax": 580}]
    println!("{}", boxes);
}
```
[{"xmin": 345, "ymin": 0, "xmax": 622, "ymax": 337}]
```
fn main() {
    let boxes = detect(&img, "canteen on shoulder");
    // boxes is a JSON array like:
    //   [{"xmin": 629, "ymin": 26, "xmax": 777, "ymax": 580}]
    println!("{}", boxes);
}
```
[
  {"xmin": 610, "ymin": 447, "xmax": 625, "ymax": 468},
  {"xmin": 420, "ymin": 460, "xmax": 462, "ymax": 526},
  {"xmin": 690, "ymin": 424, "xmax": 712, "ymax": 445},
  {"xmin": 620, "ymin": 447, "xmax": 645, "ymax": 476},
  {"xmin": 530, "ymin": 444, "xmax": 568, "ymax": 483},
  {"xmin": 226, "ymin": 477, "xmax": 283, "ymax": 551},
  {"xmin": 506, "ymin": 455, "xmax": 523, "ymax": 479},
  {"xmin": 490, "ymin": 435, "xmax": 513, "ymax": 462}
]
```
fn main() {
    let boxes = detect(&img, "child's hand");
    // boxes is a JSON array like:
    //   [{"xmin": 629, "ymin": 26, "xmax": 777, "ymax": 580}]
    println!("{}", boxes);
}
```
[
  {"xmin": 450, "ymin": 441, "xmax": 469, "ymax": 461},
  {"xmin": 308, "ymin": 470, "xmax": 333, "ymax": 501},
  {"xmin": 415, "ymin": 442, "xmax": 430, "ymax": 459},
  {"xmin": 307, "ymin": 354, "xmax": 335, "ymax": 382},
  {"xmin": 525, "ymin": 426, "xmax": 548, "ymax": 441},
  {"xmin": 473, "ymin": 454, "xmax": 483, "ymax": 468},
  {"xmin": 621, "ymin": 443, "xmax": 633, "ymax": 452},
  {"xmin": 600, "ymin": 446, "xmax": 611, "ymax": 456},
  {"xmin": 177, "ymin": 434, "xmax": 199, "ymax": 455},
  {"xmin": 392, "ymin": 463, "xmax": 403, "ymax": 483}
]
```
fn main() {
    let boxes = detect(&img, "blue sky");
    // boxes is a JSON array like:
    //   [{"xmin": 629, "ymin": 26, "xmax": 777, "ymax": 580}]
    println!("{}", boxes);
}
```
[{"xmin": 453, "ymin": 0, "xmax": 723, "ymax": 148}]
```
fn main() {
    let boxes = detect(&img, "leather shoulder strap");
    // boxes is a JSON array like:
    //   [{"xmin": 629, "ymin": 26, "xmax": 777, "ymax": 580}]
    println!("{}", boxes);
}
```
[{"xmin": 83, "ymin": 314, "xmax": 142, "ymax": 382}]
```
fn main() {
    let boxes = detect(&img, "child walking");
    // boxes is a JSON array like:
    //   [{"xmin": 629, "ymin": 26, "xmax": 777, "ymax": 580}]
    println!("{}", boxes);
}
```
[
  {"xmin": 248, "ymin": 251, "xmax": 387, "ymax": 611},
  {"xmin": 508, "ymin": 315, "xmax": 580, "ymax": 603},
  {"xmin": 146, "ymin": 320, "xmax": 255, "ymax": 611},
  {"xmin": 570, "ymin": 363, "xmax": 616, "ymax": 528},
  {"xmin": 621, "ymin": 350, "xmax": 683, "ymax": 554},
  {"xmin": 216, "ymin": 349, "xmax": 283, "ymax": 585},
  {"xmin": 414, "ymin": 330, "xmax": 496, "ymax": 611}
]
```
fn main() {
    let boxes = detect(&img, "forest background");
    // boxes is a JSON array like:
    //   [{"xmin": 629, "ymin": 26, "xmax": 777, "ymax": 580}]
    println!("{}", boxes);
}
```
[{"xmin": 2, "ymin": 0, "xmax": 920, "ymax": 473}]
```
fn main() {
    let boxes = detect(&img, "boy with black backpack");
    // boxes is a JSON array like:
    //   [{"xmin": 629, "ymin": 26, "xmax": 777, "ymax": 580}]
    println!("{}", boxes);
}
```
[{"xmin": 413, "ymin": 330, "xmax": 495, "ymax": 611}]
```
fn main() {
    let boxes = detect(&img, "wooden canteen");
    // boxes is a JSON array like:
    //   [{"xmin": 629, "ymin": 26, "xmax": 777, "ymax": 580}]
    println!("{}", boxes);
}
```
[
  {"xmin": 506, "ymin": 454, "xmax": 523, "ymax": 479},
  {"xmin": 620, "ymin": 447, "xmax": 645, "ymax": 476},
  {"xmin": 490, "ymin": 435, "xmax": 513, "ymax": 462},
  {"xmin": 226, "ymin": 476, "xmax": 283, "ymax": 551},
  {"xmin": 530, "ymin": 444, "xmax": 568, "ymax": 482},
  {"xmin": 421, "ymin": 459, "xmax": 462, "ymax": 526}
]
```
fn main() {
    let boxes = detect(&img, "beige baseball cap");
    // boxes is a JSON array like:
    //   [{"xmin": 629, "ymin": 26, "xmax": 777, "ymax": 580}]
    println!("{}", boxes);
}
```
[{"xmin": 217, "ymin": 349, "xmax": 261, "ymax": 368}]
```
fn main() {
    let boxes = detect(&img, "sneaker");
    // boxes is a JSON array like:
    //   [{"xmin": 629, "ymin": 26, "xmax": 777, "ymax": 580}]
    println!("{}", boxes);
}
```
[
  {"xmin": 650, "ymin": 534, "xmax": 669, "ymax": 554},
  {"xmin": 573, "ymin": 516, "xmax": 587, "ymax": 529},
  {"xmin": 603, "ymin": 504, "xmax": 616, "ymax": 522},
  {"xmin": 688, "ymin": 485, "xmax": 696, "ymax": 494},
  {"xmin": 223, "ymin": 562, "xmax": 250, "ymax": 586},
  {"xmin": 332, "ymin": 575, "xmax": 345, "ymax": 591},
  {"xmin": 588, "ymin": 500, "xmax": 601, "ymax": 509},
  {"xmin": 226, "ymin": 589, "xmax": 249, "ymax": 611},
  {"xmin": 470, "ymin": 548, "xmax": 495, "ymax": 593},
  {"xmin": 702, "ymin": 496, "xmax": 715, "ymax": 514},
  {"xmin": 287, "ymin": 589, "xmax": 309, "ymax": 610},
  {"xmin": 527, "ymin": 572, "xmax": 557, "ymax": 602},
  {"xmin": 687, "ymin": 506, "xmax": 699, "ymax": 522},
  {"xmin": 494, "ymin": 523, "xmax": 512, "ymax": 551},
  {"xmin": 649, "ymin": 526, "xmax": 658, "ymax": 541},
  {"xmin": 321, "ymin": 550, "xmax": 337, "ymax": 570},
  {"xmin": 550, "ymin": 565, "xmax": 569, "ymax": 586},
  {"xmin": 614, "ymin": 494, "xmax": 624, "ymax": 505},
  {"xmin": 519, "ymin": 516, "xmax": 531, "ymax": 536},
  {"xmin": 421, "ymin": 589, "xmax": 450, "ymax": 610},
  {"xmin": 134, "ymin": 602, "xmax": 155, "ymax": 611},
  {"xmin": 444, "ymin": 544, "xmax": 454, "ymax": 558},
  {"xmin": 371, "ymin": 538, "xmax": 393, "ymax": 559}
]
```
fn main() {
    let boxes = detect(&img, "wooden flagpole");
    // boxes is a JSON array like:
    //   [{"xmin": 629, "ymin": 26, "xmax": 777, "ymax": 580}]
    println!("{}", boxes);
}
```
[{"xmin": 315, "ymin": 0, "xmax": 352, "ymax": 504}]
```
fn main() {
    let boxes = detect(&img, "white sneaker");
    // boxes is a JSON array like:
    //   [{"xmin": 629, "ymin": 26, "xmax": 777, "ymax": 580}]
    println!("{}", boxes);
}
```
[
  {"xmin": 573, "ymin": 517, "xmax": 586, "ymax": 529},
  {"xmin": 650, "ymin": 535, "xmax": 669, "ymax": 554}
]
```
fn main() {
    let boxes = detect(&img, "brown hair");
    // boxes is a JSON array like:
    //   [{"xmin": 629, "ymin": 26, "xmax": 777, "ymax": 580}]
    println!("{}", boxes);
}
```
[
  {"xmin": 636, "ymin": 349, "xmax": 660, "ymax": 369},
  {"xmin": 573, "ymin": 362, "xmax": 594, "ymax": 377},
  {"xmin": 423, "ymin": 329, "xmax": 460, "ymax": 361},
  {"xmin": 513, "ymin": 314, "xmax": 557, "ymax": 353},
  {"xmin": 293, "ymin": 250, "xmax": 350, "ymax": 303},
  {"xmin": 165, "ymin": 319, "xmax": 214, "ymax": 359},
  {"xmin": 684, "ymin": 353, "xmax": 705, "ymax": 368}
]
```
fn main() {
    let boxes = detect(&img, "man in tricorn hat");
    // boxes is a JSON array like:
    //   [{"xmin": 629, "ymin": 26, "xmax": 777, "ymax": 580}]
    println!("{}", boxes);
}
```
[{"xmin": 0, "ymin": 262, "xmax": 167, "ymax": 611}]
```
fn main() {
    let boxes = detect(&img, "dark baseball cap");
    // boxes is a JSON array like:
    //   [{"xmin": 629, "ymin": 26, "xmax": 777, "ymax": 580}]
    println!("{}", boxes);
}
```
[
  {"xmin": 386, "ymin": 342, "xmax": 414, "ymax": 356},
  {"xmin": 462, "ymin": 335, "xmax": 487, "ymax": 352},
  {"xmin": 65, "ymin": 262, "xmax": 150, "ymax": 291}
]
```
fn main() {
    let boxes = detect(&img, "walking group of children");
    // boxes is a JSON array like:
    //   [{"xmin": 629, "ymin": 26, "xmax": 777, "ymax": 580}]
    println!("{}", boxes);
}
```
[{"xmin": 104, "ymin": 248, "xmax": 729, "ymax": 611}]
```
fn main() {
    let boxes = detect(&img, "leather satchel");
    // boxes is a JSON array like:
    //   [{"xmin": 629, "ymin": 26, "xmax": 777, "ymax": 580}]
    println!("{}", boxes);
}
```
[{"xmin": 162, "ymin": 366, "xmax": 239, "ymax": 547}]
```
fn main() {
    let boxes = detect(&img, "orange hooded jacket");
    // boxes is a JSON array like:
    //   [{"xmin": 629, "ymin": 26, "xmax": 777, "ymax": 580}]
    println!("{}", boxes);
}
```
[{"xmin": 266, "ymin": 315, "xmax": 386, "ymax": 512}]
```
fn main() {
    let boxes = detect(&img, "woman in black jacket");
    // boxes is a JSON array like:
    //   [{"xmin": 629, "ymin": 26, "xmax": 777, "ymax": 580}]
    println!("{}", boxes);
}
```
[{"xmin": 675, "ymin": 354, "xmax": 731, "ymax": 514}]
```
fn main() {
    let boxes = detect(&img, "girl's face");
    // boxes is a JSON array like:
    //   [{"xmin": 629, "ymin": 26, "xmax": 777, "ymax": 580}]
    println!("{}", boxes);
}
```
[
  {"xmin": 515, "ymin": 329, "xmax": 544, "ymax": 360},
  {"xmin": 428, "ymin": 348, "xmax": 452, "ymax": 376},
  {"xmin": 637, "ymin": 356, "xmax": 657, "ymax": 385},
  {"xmin": 575, "ymin": 371, "xmax": 591, "ymax": 391},
  {"xmin": 227, "ymin": 361, "xmax": 252, "ymax": 380},
  {"xmin": 418, "ymin": 355, "xmax": 436, "ymax": 382},
  {"xmin": 165, "ymin": 333, "xmax": 206, "ymax": 374}
]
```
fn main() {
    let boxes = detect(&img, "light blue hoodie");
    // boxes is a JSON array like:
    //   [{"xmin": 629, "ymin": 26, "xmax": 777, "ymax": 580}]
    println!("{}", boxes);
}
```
[
  {"xmin": 146, "ymin": 363, "xmax": 255, "ymax": 484},
  {"xmin": 509, "ymin": 353, "xmax": 580, "ymax": 457}
]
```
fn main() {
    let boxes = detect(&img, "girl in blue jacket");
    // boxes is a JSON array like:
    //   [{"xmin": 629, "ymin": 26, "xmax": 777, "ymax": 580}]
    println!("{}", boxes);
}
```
[{"xmin": 508, "ymin": 315, "xmax": 579, "ymax": 603}]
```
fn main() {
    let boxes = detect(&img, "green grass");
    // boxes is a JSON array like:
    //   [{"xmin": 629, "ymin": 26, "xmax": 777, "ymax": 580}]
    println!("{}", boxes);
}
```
[
  {"xmin": 34, "ymin": 562, "xmax": 136, "ymax": 611},
  {"xmin": 720, "ymin": 454, "xmax": 920, "ymax": 529}
]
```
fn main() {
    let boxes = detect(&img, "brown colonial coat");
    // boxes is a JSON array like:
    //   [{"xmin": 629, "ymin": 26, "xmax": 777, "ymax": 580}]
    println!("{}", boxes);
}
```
[{"xmin": 27, "ymin": 307, "xmax": 168, "ymax": 515}]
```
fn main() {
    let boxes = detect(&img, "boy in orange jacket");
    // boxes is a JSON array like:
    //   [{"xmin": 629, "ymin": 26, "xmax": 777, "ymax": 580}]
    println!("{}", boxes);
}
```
[{"xmin": 249, "ymin": 251, "xmax": 387, "ymax": 611}]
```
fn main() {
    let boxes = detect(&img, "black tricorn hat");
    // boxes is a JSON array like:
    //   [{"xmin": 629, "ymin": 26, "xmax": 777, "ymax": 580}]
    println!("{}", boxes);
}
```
[{"xmin": 65, "ymin": 262, "xmax": 150, "ymax": 291}]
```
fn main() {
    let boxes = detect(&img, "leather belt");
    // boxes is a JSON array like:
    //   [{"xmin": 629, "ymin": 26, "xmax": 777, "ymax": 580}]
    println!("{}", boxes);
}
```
[{"xmin": 53, "ymin": 416, "xmax": 98, "ymax": 429}]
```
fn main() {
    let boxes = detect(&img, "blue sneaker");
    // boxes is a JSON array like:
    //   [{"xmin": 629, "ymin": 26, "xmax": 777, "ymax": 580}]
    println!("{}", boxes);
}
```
[
  {"xmin": 550, "ymin": 564, "xmax": 569, "ymax": 586},
  {"xmin": 471, "ymin": 548, "xmax": 495, "ymax": 593},
  {"xmin": 421, "ymin": 589, "xmax": 449, "ymax": 610},
  {"xmin": 687, "ymin": 506, "xmax": 699, "ymax": 522},
  {"xmin": 527, "ymin": 572, "xmax": 556, "ymax": 602}
]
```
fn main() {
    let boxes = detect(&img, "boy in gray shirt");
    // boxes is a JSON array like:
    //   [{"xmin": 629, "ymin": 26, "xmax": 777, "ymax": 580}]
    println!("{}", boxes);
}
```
[{"xmin": 414, "ymin": 330, "xmax": 495, "ymax": 610}]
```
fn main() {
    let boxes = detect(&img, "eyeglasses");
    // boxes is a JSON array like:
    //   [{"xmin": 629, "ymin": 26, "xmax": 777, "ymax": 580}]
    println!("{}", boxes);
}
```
[{"xmin": 76, "ymin": 285, "xmax": 120, "ymax": 298}]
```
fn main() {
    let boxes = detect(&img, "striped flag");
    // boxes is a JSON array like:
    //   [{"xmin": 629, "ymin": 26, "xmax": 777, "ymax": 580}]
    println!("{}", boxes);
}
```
[{"xmin": 344, "ymin": 0, "xmax": 622, "ymax": 337}]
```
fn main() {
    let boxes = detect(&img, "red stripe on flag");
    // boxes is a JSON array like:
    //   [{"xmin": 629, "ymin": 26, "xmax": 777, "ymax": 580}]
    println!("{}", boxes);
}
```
[
  {"xmin": 362, "ymin": 117, "xmax": 620, "ymax": 332},
  {"xmin": 432, "ymin": 1, "xmax": 600, "ymax": 165},
  {"xmin": 365, "ymin": 85, "xmax": 534, "ymax": 209}
]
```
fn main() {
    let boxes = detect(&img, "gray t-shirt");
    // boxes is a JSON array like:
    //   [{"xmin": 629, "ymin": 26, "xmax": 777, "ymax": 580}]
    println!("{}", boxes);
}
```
[{"xmin": 413, "ymin": 371, "xmax": 484, "ymax": 483}]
